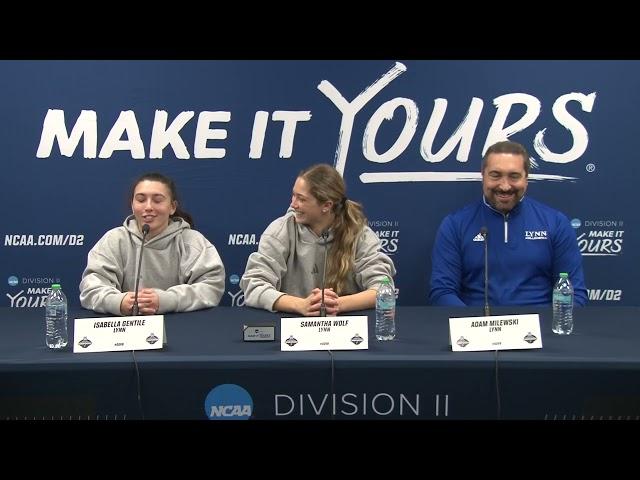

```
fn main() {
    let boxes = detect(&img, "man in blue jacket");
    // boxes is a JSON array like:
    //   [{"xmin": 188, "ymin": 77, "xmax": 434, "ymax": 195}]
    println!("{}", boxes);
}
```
[{"xmin": 429, "ymin": 140, "xmax": 587, "ymax": 307}]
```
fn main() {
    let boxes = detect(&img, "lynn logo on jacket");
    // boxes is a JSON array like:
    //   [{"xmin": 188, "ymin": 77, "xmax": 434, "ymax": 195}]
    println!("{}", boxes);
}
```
[{"xmin": 525, "ymin": 231, "xmax": 548, "ymax": 240}]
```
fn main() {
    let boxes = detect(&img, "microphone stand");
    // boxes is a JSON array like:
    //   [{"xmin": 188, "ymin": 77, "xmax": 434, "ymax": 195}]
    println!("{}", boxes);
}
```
[
  {"xmin": 319, "ymin": 230, "xmax": 329, "ymax": 317},
  {"xmin": 481, "ymin": 227, "xmax": 490, "ymax": 316},
  {"xmin": 132, "ymin": 224, "xmax": 150, "ymax": 316}
]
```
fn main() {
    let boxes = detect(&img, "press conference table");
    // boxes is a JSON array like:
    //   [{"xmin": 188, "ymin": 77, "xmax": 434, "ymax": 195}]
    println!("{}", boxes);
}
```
[{"xmin": 1, "ymin": 306, "xmax": 639, "ymax": 420}]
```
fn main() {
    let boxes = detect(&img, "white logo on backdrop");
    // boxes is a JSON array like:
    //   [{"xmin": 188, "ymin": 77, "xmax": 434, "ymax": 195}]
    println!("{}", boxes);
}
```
[
  {"xmin": 576, "ymin": 219, "xmax": 624, "ymax": 256},
  {"xmin": 36, "ymin": 63, "xmax": 596, "ymax": 187},
  {"xmin": 228, "ymin": 234, "xmax": 258, "ymax": 246},
  {"xmin": 588, "ymin": 289, "xmax": 622, "ymax": 301},
  {"xmin": 370, "ymin": 219, "xmax": 400, "ymax": 256},
  {"xmin": 4, "ymin": 234, "xmax": 84, "ymax": 247}
]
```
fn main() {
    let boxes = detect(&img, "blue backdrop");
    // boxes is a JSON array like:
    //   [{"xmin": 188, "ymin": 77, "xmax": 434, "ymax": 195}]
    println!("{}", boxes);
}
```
[{"xmin": 1, "ymin": 60, "xmax": 637, "ymax": 309}]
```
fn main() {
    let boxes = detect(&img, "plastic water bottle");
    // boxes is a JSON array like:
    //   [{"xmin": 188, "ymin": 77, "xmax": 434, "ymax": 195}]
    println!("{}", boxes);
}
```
[
  {"xmin": 375, "ymin": 276, "xmax": 396, "ymax": 341},
  {"xmin": 552, "ymin": 273, "xmax": 574, "ymax": 335},
  {"xmin": 45, "ymin": 283, "xmax": 68, "ymax": 349}
]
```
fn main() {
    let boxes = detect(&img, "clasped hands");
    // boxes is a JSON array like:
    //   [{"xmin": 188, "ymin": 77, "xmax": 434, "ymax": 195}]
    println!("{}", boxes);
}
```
[
  {"xmin": 120, "ymin": 288, "xmax": 160, "ymax": 316},
  {"xmin": 300, "ymin": 288, "xmax": 339, "ymax": 316}
]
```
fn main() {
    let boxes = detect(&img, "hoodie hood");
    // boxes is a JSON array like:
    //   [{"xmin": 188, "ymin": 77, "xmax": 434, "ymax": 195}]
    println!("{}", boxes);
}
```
[{"xmin": 285, "ymin": 207, "xmax": 335, "ymax": 244}]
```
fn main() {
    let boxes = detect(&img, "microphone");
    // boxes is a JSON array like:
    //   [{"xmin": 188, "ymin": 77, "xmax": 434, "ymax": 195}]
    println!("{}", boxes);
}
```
[
  {"xmin": 319, "ymin": 230, "xmax": 329, "ymax": 317},
  {"xmin": 480, "ymin": 226, "xmax": 490, "ymax": 316},
  {"xmin": 132, "ymin": 223, "xmax": 150, "ymax": 316}
]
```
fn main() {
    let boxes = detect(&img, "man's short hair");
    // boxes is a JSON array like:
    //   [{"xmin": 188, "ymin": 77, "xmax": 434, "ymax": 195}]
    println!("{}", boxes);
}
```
[{"xmin": 482, "ymin": 141, "xmax": 530, "ymax": 175}]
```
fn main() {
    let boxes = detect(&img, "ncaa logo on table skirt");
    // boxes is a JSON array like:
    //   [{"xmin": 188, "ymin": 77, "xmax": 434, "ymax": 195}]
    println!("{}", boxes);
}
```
[
  {"xmin": 204, "ymin": 384, "xmax": 253, "ymax": 420},
  {"xmin": 8, "ymin": 276, "xmax": 18, "ymax": 287}
]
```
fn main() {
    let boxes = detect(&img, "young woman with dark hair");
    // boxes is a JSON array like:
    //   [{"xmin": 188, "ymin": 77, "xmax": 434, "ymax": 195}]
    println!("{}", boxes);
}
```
[{"xmin": 80, "ymin": 172, "xmax": 225, "ymax": 316}]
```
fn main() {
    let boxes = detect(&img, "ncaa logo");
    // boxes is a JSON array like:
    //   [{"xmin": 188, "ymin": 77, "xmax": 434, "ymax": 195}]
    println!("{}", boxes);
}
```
[
  {"xmin": 571, "ymin": 218, "xmax": 581, "ymax": 229},
  {"xmin": 204, "ymin": 384, "xmax": 253, "ymax": 420},
  {"xmin": 8, "ymin": 276, "xmax": 18, "ymax": 287},
  {"xmin": 229, "ymin": 274, "xmax": 240, "ymax": 285}
]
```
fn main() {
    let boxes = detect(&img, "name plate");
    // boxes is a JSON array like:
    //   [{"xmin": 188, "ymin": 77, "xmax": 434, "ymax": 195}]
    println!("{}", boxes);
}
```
[
  {"xmin": 73, "ymin": 315, "xmax": 165, "ymax": 353},
  {"xmin": 281, "ymin": 316, "xmax": 368, "ymax": 351},
  {"xmin": 243, "ymin": 323, "xmax": 276, "ymax": 342},
  {"xmin": 449, "ymin": 314, "xmax": 542, "ymax": 352}
]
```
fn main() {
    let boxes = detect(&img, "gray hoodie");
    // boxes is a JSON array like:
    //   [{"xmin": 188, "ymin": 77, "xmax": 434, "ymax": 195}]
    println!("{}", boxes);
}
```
[
  {"xmin": 80, "ymin": 215, "xmax": 225, "ymax": 315},
  {"xmin": 240, "ymin": 210, "xmax": 396, "ymax": 311}
]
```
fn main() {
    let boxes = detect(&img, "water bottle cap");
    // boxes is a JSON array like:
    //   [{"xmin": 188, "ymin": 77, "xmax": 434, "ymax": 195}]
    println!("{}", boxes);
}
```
[
  {"xmin": 559, "ymin": 273, "xmax": 568, "ymax": 278},
  {"xmin": 51, "ymin": 283, "xmax": 61, "ymax": 289},
  {"xmin": 381, "ymin": 276, "xmax": 390, "ymax": 284}
]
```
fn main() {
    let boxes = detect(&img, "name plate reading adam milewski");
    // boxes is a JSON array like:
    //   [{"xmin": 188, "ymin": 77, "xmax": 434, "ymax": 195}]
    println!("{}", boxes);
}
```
[
  {"xmin": 73, "ymin": 315, "xmax": 165, "ymax": 353},
  {"xmin": 449, "ymin": 314, "xmax": 542, "ymax": 352},
  {"xmin": 281, "ymin": 316, "xmax": 368, "ymax": 351}
]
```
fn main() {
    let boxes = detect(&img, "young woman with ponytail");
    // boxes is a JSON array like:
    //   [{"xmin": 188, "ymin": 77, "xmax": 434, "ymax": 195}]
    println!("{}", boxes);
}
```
[{"xmin": 241, "ymin": 164, "xmax": 395, "ymax": 316}]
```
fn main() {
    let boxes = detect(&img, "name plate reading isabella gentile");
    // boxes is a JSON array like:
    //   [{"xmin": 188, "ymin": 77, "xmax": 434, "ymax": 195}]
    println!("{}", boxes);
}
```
[
  {"xmin": 280, "ymin": 316, "xmax": 368, "ymax": 351},
  {"xmin": 73, "ymin": 315, "xmax": 165, "ymax": 353},
  {"xmin": 449, "ymin": 314, "xmax": 542, "ymax": 352}
]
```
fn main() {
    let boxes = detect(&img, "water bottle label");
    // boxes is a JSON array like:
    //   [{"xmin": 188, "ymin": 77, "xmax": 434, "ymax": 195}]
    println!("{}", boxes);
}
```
[
  {"xmin": 377, "ymin": 299, "xmax": 395, "ymax": 309},
  {"xmin": 553, "ymin": 293, "xmax": 572, "ymax": 303}
]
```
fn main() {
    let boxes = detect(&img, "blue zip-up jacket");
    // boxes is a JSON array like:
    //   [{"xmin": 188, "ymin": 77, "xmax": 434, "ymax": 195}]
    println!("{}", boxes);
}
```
[{"xmin": 429, "ymin": 196, "xmax": 587, "ymax": 307}]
